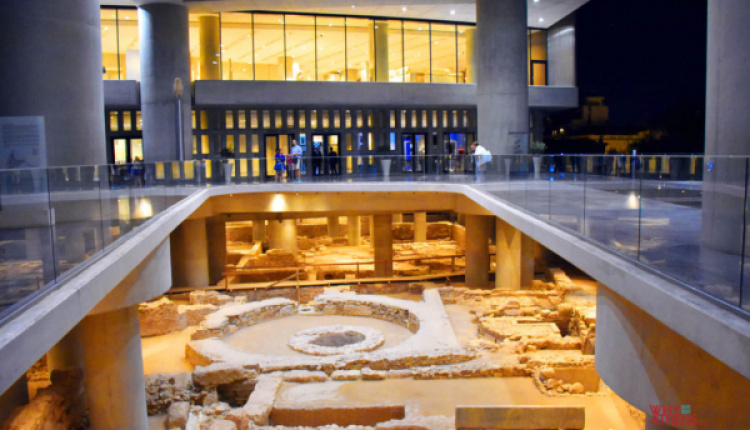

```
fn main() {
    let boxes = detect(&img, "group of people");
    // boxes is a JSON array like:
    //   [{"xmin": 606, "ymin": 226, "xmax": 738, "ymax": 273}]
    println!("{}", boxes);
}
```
[{"xmin": 274, "ymin": 140, "xmax": 341, "ymax": 182}]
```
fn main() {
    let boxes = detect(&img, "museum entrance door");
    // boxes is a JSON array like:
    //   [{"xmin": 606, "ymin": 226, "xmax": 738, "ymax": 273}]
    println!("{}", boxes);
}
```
[
  {"xmin": 401, "ymin": 133, "xmax": 427, "ymax": 173},
  {"xmin": 442, "ymin": 132, "xmax": 475, "ymax": 173},
  {"xmin": 311, "ymin": 134, "xmax": 341, "ymax": 176}
]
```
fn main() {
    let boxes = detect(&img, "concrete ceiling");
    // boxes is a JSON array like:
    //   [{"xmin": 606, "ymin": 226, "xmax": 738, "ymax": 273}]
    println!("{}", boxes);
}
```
[{"xmin": 103, "ymin": 0, "xmax": 591, "ymax": 28}]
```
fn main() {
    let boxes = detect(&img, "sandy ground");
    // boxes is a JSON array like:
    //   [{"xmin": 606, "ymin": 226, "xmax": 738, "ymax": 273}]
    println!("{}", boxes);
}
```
[
  {"xmin": 277, "ymin": 378, "xmax": 642, "ymax": 430},
  {"xmin": 141, "ymin": 326, "xmax": 198, "ymax": 375}
]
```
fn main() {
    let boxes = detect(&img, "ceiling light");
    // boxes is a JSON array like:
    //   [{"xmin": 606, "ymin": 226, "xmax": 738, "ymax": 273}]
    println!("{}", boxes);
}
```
[
  {"xmin": 534, "ymin": 0, "xmax": 540, "ymax": 2},
  {"xmin": 402, "ymin": 7, "xmax": 407, "ymax": 11},
  {"xmin": 538, "ymin": 17, "xmax": 545, "ymax": 23},
  {"xmin": 450, "ymin": 10, "xmax": 456, "ymax": 15},
  {"xmin": 351, "ymin": 4, "xmax": 356, "ymax": 8}
]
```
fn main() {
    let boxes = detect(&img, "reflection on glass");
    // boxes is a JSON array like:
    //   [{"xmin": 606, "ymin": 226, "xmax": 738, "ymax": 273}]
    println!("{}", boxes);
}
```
[
  {"xmin": 431, "ymin": 23, "xmax": 457, "ymax": 83},
  {"xmin": 131, "ymin": 139, "xmax": 143, "ymax": 160},
  {"xmin": 346, "ymin": 17, "xmax": 373, "ymax": 82},
  {"xmin": 388, "ymin": 20, "xmax": 404, "ymax": 82},
  {"xmin": 317, "ymin": 16, "xmax": 346, "ymax": 81},
  {"xmin": 403, "ymin": 21, "xmax": 430, "ymax": 82},
  {"xmin": 390, "ymin": 111, "xmax": 396, "ymax": 128},
  {"xmin": 220, "ymin": 13, "xmax": 254, "ymax": 80},
  {"xmin": 285, "ymin": 15, "xmax": 316, "ymax": 81},
  {"xmin": 254, "ymin": 14, "xmax": 286, "ymax": 80}
]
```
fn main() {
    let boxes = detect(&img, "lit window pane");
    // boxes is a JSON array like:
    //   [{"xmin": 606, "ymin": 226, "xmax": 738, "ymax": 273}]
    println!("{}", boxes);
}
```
[
  {"xmin": 254, "ymin": 14, "xmax": 286, "ymax": 81},
  {"xmin": 346, "ymin": 17, "xmax": 373, "ymax": 82},
  {"xmin": 113, "ymin": 139, "xmax": 127, "ymax": 164},
  {"xmin": 529, "ymin": 29, "xmax": 548, "ymax": 61},
  {"xmin": 310, "ymin": 110, "xmax": 318, "ymax": 128},
  {"xmin": 250, "ymin": 110, "xmax": 258, "ymax": 128},
  {"xmin": 263, "ymin": 110, "xmax": 270, "ymax": 128},
  {"xmin": 239, "ymin": 135, "xmax": 247, "ymax": 153},
  {"xmin": 388, "ymin": 20, "xmax": 404, "ymax": 82},
  {"xmin": 238, "ymin": 111, "xmax": 246, "ymax": 129},
  {"xmin": 220, "ymin": 13, "xmax": 254, "ymax": 80},
  {"xmin": 200, "ymin": 111, "xmax": 208, "ymax": 130},
  {"xmin": 201, "ymin": 135, "xmax": 210, "ymax": 154},
  {"xmin": 322, "ymin": 110, "xmax": 330, "ymax": 128},
  {"xmin": 356, "ymin": 110, "xmax": 363, "ymax": 128},
  {"xmin": 457, "ymin": 25, "xmax": 473, "ymax": 83},
  {"xmin": 287, "ymin": 110, "xmax": 295, "ymax": 128},
  {"xmin": 250, "ymin": 134, "xmax": 259, "ymax": 152},
  {"xmin": 101, "ymin": 9, "xmax": 119, "ymax": 80},
  {"xmin": 431, "ymin": 23, "xmax": 457, "ymax": 83},
  {"xmin": 345, "ymin": 110, "xmax": 352, "ymax": 128},
  {"xmin": 189, "ymin": 15, "xmax": 200, "ymax": 81},
  {"xmin": 136, "ymin": 111, "xmax": 142, "ymax": 130},
  {"xmin": 226, "ymin": 111, "xmax": 234, "ymax": 129},
  {"xmin": 285, "ymin": 14, "xmax": 316, "ymax": 81},
  {"xmin": 316, "ymin": 16, "xmax": 345, "ymax": 82},
  {"xmin": 274, "ymin": 110, "xmax": 282, "ymax": 128},
  {"xmin": 333, "ymin": 110, "xmax": 341, "ymax": 128},
  {"xmin": 403, "ymin": 21, "xmax": 430, "ymax": 83},
  {"xmin": 298, "ymin": 110, "xmax": 306, "ymax": 128},
  {"xmin": 117, "ymin": 9, "xmax": 139, "ymax": 80},
  {"xmin": 110, "ymin": 112, "xmax": 119, "ymax": 131}
]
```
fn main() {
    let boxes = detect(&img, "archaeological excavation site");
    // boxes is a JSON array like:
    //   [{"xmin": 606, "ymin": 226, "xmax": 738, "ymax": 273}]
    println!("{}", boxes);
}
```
[{"xmin": 7, "ymin": 199, "xmax": 647, "ymax": 430}]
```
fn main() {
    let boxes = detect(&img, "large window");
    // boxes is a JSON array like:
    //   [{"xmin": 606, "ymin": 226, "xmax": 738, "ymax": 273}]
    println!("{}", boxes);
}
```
[{"xmin": 100, "ymin": 8, "xmax": 550, "ymax": 86}]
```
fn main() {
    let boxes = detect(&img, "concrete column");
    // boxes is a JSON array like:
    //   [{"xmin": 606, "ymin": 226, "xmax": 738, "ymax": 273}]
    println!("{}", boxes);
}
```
[
  {"xmin": 465, "ymin": 28, "xmax": 476, "ymax": 84},
  {"xmin": 374, "ymin": 20, "xmax": 389, "ymax": 82},
  {"xmin": 47, "ymin": 325, "xmax": 84, "ymax": 372},
  {"xmin": 392, "ymin": 213, "xmax": 403, "ymax": 223},
  {"xmin": 327, "ymin": 216, "xmax": 341, "ymax": 237},
  {"xmin": 139, "ymin": 3, "xmax": 192, "ymax": 161},
  {"xmin": 701, "ymin": 0, "xmax": 750, "ymax": 255},
  {"xmin": 596, "ymin": 284, "xmax": 750, "ymax": 429},
  {"xmin": 252, "ymin": 219, "xmax": 266, "ymax": 243},
  {"xmin": 347, "ymin": 216, "xmax": 361, "ymax": 246},
  {"xmin": 206, "ymin": 218, "xmax": 227, "ymax": 285},
  {"xmin": 465, "ymin": 215, "xmax": 491, "ymax": 288},
  {"xmin": 267, "ymin": 219, "xmax": 298, "ymax": 254},
  {"xmin": 414, "ymin": 212, "xmax": 427, "ymax": 242},
  {"xmin": 199, "ymin": 15, "xmax": 221, "ymax": 80},
  {"xmin": 495, "ymin": 218, "xmax": 521, "ymax": 290},
  {"xmin": 521, "ymin": 234, "xmax": 535, "ymax": 287},
  {"xmin": 170, "ymin": 219, "xmax": 209, "ymax": 287},
  {"xmin": 476, "ymin": 0, "xmax": 529, "ymax": 155},
  {"xmin": 373, "ymin": 215, "xmax": 393, "ymax": 277},
  {"xmin": 0, "ymin": 376, "xmax": 28, "ymax": 425},
  {"xmin": 80, "ymin": 305, "xmax": 148, "ymax": 430},
  {"xmin": 0, "ymin": 0, "xmax": 105, "ymax": 166}
]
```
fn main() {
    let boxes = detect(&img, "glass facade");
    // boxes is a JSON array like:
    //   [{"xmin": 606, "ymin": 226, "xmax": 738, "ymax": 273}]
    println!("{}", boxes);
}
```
[{"xmin": 102, "ymin": 9, "xmax": 549, "ymax": 85}]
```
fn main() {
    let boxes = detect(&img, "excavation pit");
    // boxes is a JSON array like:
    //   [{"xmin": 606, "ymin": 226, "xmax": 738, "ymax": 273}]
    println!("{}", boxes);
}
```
[{"xmin": 289, "ymin": 325, "xmax": 385, "ymax": 356}]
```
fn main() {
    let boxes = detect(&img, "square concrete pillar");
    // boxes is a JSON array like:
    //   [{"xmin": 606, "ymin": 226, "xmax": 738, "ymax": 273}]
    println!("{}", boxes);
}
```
[
  {"xmin": 347, "ymin": 216, "xmax": 362, "ymax": 246},
  {"xmin": 521, "ymin": 234, "xmax": 536, "ymax": 287},
  {"xmin": 327, "ymin": 216, "xmax": 341, "ymax": 237},
  {"xmin": 373, "ymin": 215, "xmax": 393, "ymax": 277},
  {"xmin": 392, "ymin": 213, "xmax": 403, "ymax": 223},
  {"xmin": 170, "ymin": 219, "xmax": 209, "ymax": 287},
  {"xmin": 465, "ymin": 215, "xmax": 492, "ymax": 288},
  {"xmin": 252, "ymin": 219, "xmax": 266, "ymax": 243},
  {"xmin": 206, "ymin": 218, "xmax": 227, "ymax": 285},
  {"xmin": 496, "ymin": 218, "xmax": 521, "ymax": 290},
  {"xmin": 414, "ymin": 211, "xmax": 427, "ymax": 242}
]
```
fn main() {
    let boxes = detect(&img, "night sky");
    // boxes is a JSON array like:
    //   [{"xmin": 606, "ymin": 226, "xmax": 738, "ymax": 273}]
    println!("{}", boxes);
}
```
[{"xmin": 574, "ymin": 0, "xmax": 707, "ymax": 128}]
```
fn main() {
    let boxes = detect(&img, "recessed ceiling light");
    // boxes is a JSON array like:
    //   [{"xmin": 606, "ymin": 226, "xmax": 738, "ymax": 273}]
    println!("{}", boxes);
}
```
[
  {"xmin": 402, "ymin": 7, "xmax": 408, "ymax": 11},
  {"xmin": 450, "ymin": 10, "xmax": 456, "ymax": 15},
  {"xmin": 351, "ymin": 4, "xmax": 355, "ymax": 8},
  {"xmin": 534, "ymin": 0, "xmax": 540, "ymax": 2},
  {"xmin": 538, "ymin": 17, "xmax": 545, "ymax": 23}
]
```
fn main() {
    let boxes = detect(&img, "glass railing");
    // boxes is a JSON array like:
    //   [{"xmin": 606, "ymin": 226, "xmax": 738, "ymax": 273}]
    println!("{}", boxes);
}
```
[{"xmin": 2, "ymin": 154, "xmax": 748, "ymax": 326}]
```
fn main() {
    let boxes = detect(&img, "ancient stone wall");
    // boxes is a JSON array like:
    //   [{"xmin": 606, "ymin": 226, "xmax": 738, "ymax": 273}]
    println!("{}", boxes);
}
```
[
  {"xmin": 191, "ymin": 299, "xmax": 297, "ymax": 340},
  {"xmin": 2, "ymin": 370, "xmax": 85, "ymax": 430}
]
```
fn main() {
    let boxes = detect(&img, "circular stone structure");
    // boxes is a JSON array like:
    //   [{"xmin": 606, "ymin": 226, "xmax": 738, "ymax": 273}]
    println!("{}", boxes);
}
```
[{"xmin": 289, "ymin": 325, "xmax": 385, "ymax": 356}]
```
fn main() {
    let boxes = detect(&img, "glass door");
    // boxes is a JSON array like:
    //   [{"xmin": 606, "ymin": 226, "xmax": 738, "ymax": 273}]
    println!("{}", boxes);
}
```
[
  {"xmin": 264, "ymin": 134, "xmax": 292, "ymax": 178},
  {"xmin": 312, "ymin": 134, "xmax": 341, "ymax": 175},
  {"xmin": 401, "ymin": 133, "xmax": 427, "ymax": 173}
]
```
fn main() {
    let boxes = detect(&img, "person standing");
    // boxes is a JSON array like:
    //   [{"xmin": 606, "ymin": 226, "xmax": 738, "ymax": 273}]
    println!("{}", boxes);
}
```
[
  {"xmin": 274, "ymin": 148, "xmax": 286, "ymax": 182},
  {"xmin": 290, "ymin": 139, "xmax": 303, "ymax": 182},
  {"xmin": 471, "ymin": 141, "xmax": 491, "ymax": 181},
  {"xmin": 312, "ymin": 144, "xmax": 323, "ymax": 176},
  {"xmin": 327, "ymin": 146, "xmax": 339, "ymax": 175}
]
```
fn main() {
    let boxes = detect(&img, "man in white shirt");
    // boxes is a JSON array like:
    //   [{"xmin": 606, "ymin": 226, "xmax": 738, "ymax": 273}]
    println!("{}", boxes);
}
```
[
  {"xmin": 290, "ymin": 139, "xmax": 303, "ymax": 182},
  {"xmin": 471, "ymin": 142, "xmax": 491, "ymax": 181}
]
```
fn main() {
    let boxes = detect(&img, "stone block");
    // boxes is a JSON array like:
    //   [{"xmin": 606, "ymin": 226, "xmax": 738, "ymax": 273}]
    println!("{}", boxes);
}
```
[
  {"xmin": 193, "ymin": 363, "xmax": 258, "ymax": 386},
  {"xmin": 167, "ymin": 401, "xmax": 191, "ymax": 429},
  {"xmin": 180, "ymin": 304, "xmax": 219, "ymax": 326},
  {"xmin": 140, "ymin": 297, "xmax": 188, "ymax": 337},
  {"xmin": 208, "ymin": 419, "xmax": 237, "ymax": 430},
  {"xmin": 331, "ymin": 370, "xmax": 361, "ymax": 381},
  {"xmin": 455, "ymin": 406, "xmax": 585, "ymax": 429},
  {"xmin": 282, "ymin": 370, "xmax": 328, "ymax": 383},
  {"xmin": 343, "ymin": 304, "xmax": 374, "ymax": 316},
  {"xmin": 361, "ymin": 368, "xmax": 387, "ymax": 380},
  {"xmin": 270, "ymin": 405, "xmax": 406, "ymax": 427}
]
